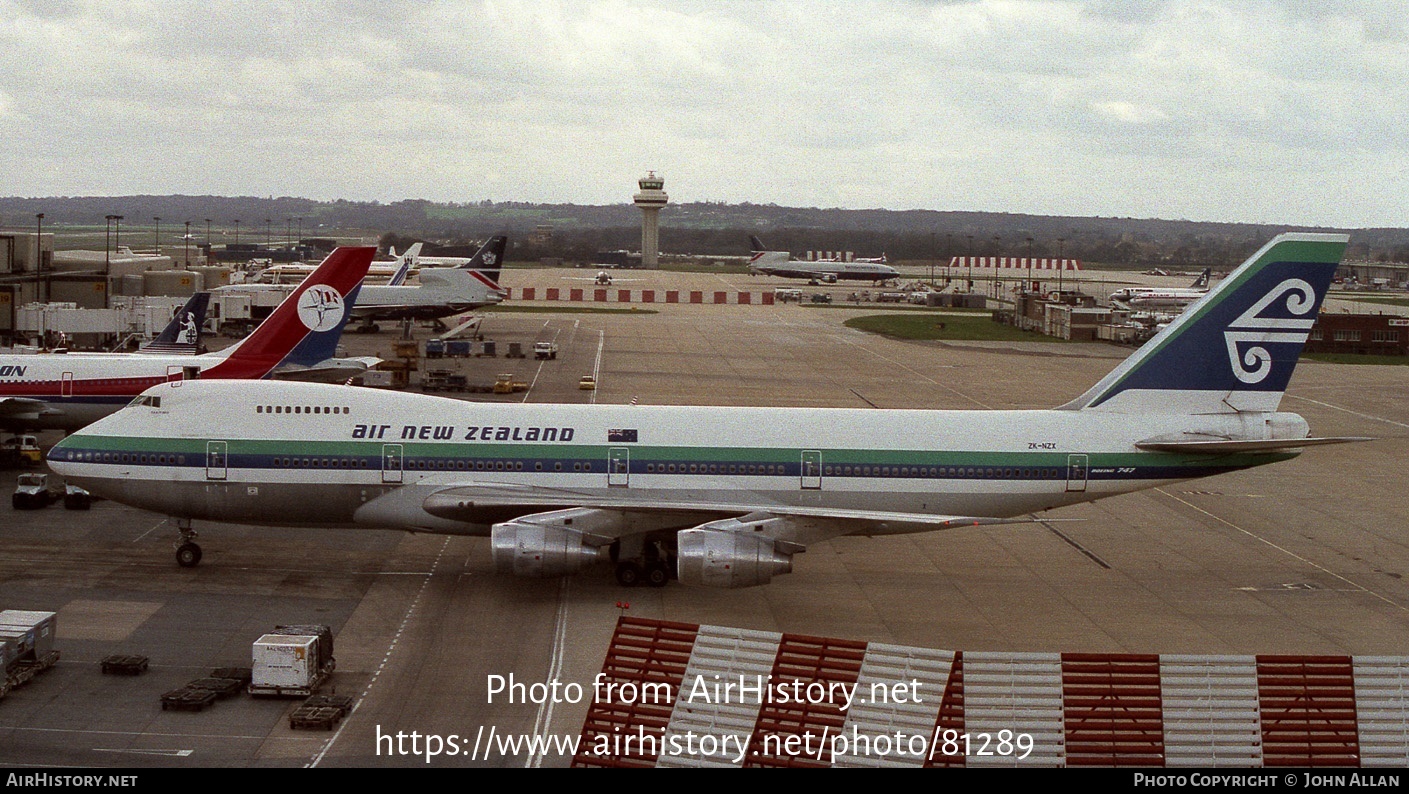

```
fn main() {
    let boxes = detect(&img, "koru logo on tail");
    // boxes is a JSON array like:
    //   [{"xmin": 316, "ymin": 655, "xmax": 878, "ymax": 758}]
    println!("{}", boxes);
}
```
[
  {"xmin": 1224, "ymin": 278, "xmax": 1316, "ymax": 384},
  {"xmin": 297, "ymin": 285, "xmax": 346, "ymax": 332}
]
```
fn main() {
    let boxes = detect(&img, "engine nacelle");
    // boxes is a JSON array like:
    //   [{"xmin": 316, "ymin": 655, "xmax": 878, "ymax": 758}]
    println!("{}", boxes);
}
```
[
  {"xmin": 491, "ymin": 521, "xmax": 604, "ymax": 578},
  {"xmin": 676, "ymin": 528, "xmax": 794, "ymax": 588}
]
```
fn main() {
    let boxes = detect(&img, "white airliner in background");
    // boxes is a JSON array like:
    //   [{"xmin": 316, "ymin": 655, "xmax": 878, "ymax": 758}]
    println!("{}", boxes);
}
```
[
  {"xmin": 747, "ymin": 235, "xmax": 899, "ymax": 284},
  {"xmin": 214, "ymin": 237, "xmax": 505, "ymax": 332},
  {"xmin": 351, "ymin": 236, "xmax": 507, "ymax": 330},
  {"xmin": 252, "ymin": 243, "xmax": 423, "ymax": 285},
  {"xmin": 1110, "ymin": 268, "xmax": 1212, "ymax": 309},
  {"xmin": 0, "ymin": 247, "xmax": 374, "ymax": 434},
  {"xmin": 52, "ymin": 234, "xmax": 1363, "ymax": 582}
]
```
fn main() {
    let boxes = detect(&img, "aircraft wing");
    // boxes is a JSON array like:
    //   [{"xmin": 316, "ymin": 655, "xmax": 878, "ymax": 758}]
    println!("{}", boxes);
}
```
[
  {"xmin": 417, "ymin": 480, "xmax": 1033, "ymax": 538},
  {"xmin": 405, "ymin": 478, "xmax": 1048, "ymax": 586},
  {"xmin": 0, "ymin": 396, "xmax": 55, "ymax": 425}
]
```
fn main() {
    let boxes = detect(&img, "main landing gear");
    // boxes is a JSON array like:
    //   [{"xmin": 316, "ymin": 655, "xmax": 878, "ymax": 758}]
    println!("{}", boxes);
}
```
[
  {"xmin": 612, "ymin": 541, "xmax": 673, "ymax": 588},
  {"xmin": 175, "ymin": 518, "xmax": 203, "ymax": 568}
]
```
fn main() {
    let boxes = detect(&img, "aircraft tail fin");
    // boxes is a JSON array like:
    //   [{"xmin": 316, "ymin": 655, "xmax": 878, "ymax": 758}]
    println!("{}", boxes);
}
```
[
  {"xmin": 1060, "ymin": 233, "xmax": 1348, "ymax": 415},
  {"xmin": 1191, "ymin": 267, "xmax": 1211, "ymax": 289},
  {"xmin": 205, "ymin": 246, "xmax": 375, "ymax": 379},
  {"xmin": 138, "ymin": 292, "xmax": 210, "ymax": 354},
  {"xmin": 460, "ymin": 235, "xmax": 506, "ymax": 276},
  {"xmin": 749, "ymin": 235, "xmax": 767, "ymax": 253},
  {"xmin": 387, "ymin": 242, "xmax": 423, "ymax": 287}
]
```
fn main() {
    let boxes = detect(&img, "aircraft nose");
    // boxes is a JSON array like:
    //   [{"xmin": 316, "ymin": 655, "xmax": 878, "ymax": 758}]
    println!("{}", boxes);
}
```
[{"xmin": 46, "ymin": 433, "xmax": 92, "ymax": 470}]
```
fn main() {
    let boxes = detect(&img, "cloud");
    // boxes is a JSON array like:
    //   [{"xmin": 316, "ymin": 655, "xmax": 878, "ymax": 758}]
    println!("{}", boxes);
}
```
[{"xmin": 0, "ymin": 0, "xmax": 1406, "ymax": 226}]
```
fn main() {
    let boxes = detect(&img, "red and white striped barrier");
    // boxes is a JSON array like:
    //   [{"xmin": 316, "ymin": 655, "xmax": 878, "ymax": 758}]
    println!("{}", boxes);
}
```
[
  {"xmin": 948, "ymin": 257, "xmax": 1082, "ymax": 271},
  {"xmin": 574, "ymin": 617, "xmax": 1408, "ymax": 768},
  {"xmin": 507, "ymin": 289, "xmax": 768, "ymax": 305}
]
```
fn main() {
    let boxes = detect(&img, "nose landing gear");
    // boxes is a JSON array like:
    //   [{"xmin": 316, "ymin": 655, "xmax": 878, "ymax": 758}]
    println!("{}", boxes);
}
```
[{"xmin": 175, "ymin": 518, "xmax": 202, "ymax": 568}]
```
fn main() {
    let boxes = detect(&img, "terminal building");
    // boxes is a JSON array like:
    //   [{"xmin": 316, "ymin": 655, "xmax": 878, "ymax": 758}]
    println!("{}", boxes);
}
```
[{"xmin": 1306, "ymin": 312, "xmax": 1409, "ymax": 356}]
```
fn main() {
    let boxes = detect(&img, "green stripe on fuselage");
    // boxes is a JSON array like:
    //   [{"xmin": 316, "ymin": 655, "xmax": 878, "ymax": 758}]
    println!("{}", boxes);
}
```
[{"xmin": 64, "ymin": 435, "xmax": 1296, "ymax": 472}]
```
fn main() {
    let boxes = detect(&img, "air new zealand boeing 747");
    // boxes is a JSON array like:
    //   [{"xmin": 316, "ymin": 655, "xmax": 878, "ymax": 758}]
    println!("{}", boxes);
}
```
[{"xmin": 50, "ymin": 234, "xmax": 1364, "ymax": 585}]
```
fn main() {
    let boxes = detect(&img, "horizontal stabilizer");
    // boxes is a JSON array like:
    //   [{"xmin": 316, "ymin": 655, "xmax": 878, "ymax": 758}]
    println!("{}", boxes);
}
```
[{"xmin": 1134, "ymin": 436, "xmax": 1372, "ymax": 453}]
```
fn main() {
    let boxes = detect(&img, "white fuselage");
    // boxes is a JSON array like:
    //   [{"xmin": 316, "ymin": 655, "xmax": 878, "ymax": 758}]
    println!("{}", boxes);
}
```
[
  {"xmin": 1121, "ymin": 289, "xmax": 1207, "ymax": 309},
  {"xmin": 748, "ymin": 251, "xmax": 899, "ymax": 282},
  {"xmin": 48, "ymin": 380, "xmax": 1299, "ymax": 533}
]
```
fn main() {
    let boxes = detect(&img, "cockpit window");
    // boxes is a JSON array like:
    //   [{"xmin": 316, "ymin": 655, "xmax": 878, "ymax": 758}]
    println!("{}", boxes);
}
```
[{"xmin": 127, "ymin": 395, "xmax": 162, "ymax": 408}]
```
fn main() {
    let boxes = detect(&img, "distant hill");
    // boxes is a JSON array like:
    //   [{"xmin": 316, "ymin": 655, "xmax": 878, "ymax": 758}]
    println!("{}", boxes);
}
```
[{"xmin": 3, "ymin": 195, "xmax": 1406, "ymax": 267}]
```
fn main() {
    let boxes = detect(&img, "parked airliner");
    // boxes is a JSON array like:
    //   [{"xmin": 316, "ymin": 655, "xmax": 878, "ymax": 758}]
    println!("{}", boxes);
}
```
[
  {"xmin": 747, "ymin": 235, "xmax": 899, "ymax": 284},
  {"xmin": 251, "ymin": 243, "xmax": 422, "ymax": 286},
  {"xmin": 51, "ymin": 234, "xmax": 1363, "ymax": 583},
  {"xmin": 217, "ymin": 236, "xmax": 502, "ymax": 333},
  {"xmin": 1110, "ymin": 268, "xmax": 1213, "ymax": 309},
  {"xmin": 135, "ymin": 292, "xmax": 210, "ymax": 355},
  {"xmin": 351, "ymin": 235, "xmax": 507, "ymax": 331},
  {"xmin": 0, "ymin": 247, "xmax": 373, "ymax": 433}
]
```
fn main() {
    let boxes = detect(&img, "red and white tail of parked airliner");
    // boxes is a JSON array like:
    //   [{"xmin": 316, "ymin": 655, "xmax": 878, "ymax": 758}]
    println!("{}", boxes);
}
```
[{"xmin": 0, "ymin": 246, "xmax": 375, "ymax": 433}]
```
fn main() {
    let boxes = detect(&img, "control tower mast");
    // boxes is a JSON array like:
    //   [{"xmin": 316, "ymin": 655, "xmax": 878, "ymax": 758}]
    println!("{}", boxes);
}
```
[{"xmin": 633, "ymin": 171, "xmax": 668, "ymax": 268}]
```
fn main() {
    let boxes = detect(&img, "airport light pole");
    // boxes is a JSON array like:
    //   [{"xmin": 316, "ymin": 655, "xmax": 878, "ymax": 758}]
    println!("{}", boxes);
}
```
[
  {"xmin": 992, "ymin": 235, "xmax": 1001, "ymax": 298},
  {"xmin": 1026, "ymin": 236, "xmax": 1034, "ymax": 294},
  {"xmin": 233, "ymin": 219, "xmax": 240, "ymax": 244},
  {"xmin": 107, "ymin": 215, "xmax": 122, "ymax": 312},
  {"xmin": 184, "ymin": 220, "xmax": 191, "ymax": 267},
  {"xmin": 945, "ymin": 233, "xmax": 952, "ymax": 286},
  {"xmin": 153, "ymin": 217, "xmax": 161, "ymax": 254},
  {"xmin": 265, "ymin": 218, "xmax": 271, "ymax": 250},
  {"xmin": 105, "ymin": 215, "xmax": 116, "ymax": 270},
  {"xmin": 966, "ymin": 235, "xmax": 973, "ymax": 292},
  {"xmin": 929, "ymin": 231, "xmax": 935, "ymax": 287},
  {"xmin": 35, "ymin": 213, "xmax": 44, "ymax": 303}
]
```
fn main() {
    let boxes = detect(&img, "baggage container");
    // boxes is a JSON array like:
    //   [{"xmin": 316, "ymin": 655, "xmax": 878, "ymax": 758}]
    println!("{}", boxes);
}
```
[
  {"xmin": 249, "ymin": 624, "xmax": 334, "ymax": 697},
  {"xmin": 0, "ymin": 611, "xmax": 58, "ymax": 659}
]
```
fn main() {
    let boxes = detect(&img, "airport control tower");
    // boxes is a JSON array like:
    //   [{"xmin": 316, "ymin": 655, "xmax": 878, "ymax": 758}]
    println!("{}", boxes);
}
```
[{"xmin": 633, "ymin": 171, "xmax": 668, "ymax": 268}]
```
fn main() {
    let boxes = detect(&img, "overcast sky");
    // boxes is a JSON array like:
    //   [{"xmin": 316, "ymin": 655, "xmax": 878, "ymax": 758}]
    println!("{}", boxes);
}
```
[{"xmin": 2, "ymin": 1, "xmax": 1406, "ymax": 228}]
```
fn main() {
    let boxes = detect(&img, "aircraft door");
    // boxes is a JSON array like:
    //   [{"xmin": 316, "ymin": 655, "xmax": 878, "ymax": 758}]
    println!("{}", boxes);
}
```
[
  {"xmin": 382, "ymin": 444, "xmax": 403, "ymax": 484},
  {"xmin": 206, "ymin": 441, "xmax": 228, "ymax": 480},
  {"xmin": 801, "ymin": 450, "xmax": 822, "ymax": 490},
  {"xmin": 61, "ymin": 372, "xmax": 74, "ymax": 397},
  {"xmin": 608, "ymin": 448, "xmax": 629, "ymax": 487},
  {"xmin": 1065, "ymin": 454, "xmax": 1088, "ymax": 493},
  {"xmin": 166, "ymin": 365, "xmax": 184, "ymax": 384}
]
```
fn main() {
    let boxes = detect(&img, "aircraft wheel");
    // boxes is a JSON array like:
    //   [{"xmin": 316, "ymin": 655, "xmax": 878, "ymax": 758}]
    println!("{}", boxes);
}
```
[
  {"xmin": 176, "ymin": 543, "xmax": 203, "ymax": 568},
  {"xmin": 615, "ymin": 562, "xmax": 642, "ymax": 588},
  {"xmin": 645, "ymin": 563, "xmax": 670, "ymax": 588}
]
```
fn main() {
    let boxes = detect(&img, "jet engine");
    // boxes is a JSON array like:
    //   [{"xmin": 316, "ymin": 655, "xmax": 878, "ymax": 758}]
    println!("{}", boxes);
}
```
[
  {"xmin": 676, "ymin": 524, "xmax": 795, "ymax": 588},
  {"xmin": 491, "ymin": 521, "xmax": 604, "ymax": 578}
]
